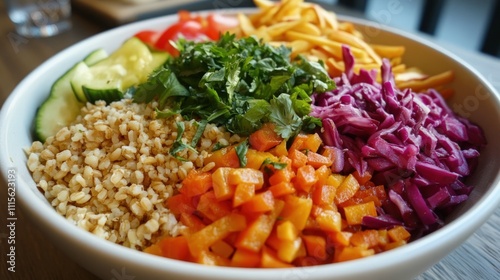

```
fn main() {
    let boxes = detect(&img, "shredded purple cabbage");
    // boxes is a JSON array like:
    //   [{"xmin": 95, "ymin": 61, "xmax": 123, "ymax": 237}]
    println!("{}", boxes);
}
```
[{"xmin": 311, "ymin": 46, "xmax": 486, "ymax": 236}]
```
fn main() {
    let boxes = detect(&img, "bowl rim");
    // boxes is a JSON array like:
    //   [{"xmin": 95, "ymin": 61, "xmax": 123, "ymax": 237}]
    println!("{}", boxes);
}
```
[{"xmin": 1, "ymin": 7, "xmax": 500, "ymax": 279}]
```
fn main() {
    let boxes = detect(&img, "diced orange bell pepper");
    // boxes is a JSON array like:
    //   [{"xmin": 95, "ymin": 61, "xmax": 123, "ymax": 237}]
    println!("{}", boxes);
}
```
[
  {"xmin": 241, "ymin": 190, "xmax": 275, "ymax": 213},
  {"xmin": 248, "ymin": 123, "xmax": 283, "ymax": 152},
  {"xmin": 158, "ymin": 236, "xmax": 192, "ymax": 261},
  {"xmin": 307, "ymin": 151, "xmax": 333, "ymax": 169},
  {"xmin": 205, "ymin": 145, "xmax": 241, "ymax": 168},
  {"xmin": 295, "ymin": 164, "xmax": 318, "ymax": 193},
  {"xmin": 269, "ymin": 181, "xmax": 295, "ymax": 197},
  {"xmin": 167, "ymin": 193, "xmax": 196, "ymax": 216},
  {"xmin": 312, "ymin": 184, "xmax": 337, "ymax": 206},
  {"xmin": 302, "ymin": 235, "xmax": 328, "ymax": 260},
  {"xmin": 179, "ymin": 212, "xmax": 206, "ymax": 234},
  {"xmin": 187, "ymin": 213, "xmax": 246, "ymax": 257},
  {"xmin": 196, "ymin": 250, "xmax": 231, "ymax": 266},
  {"xmin": 387, "ymin": 225, "xmax": 411, "ymax": 242},
  {"xmin": 280, "ymin": 195, "xmax": 313, "ymax": 231},
  {"xmin": 210, "ymin": 240, "xmax": 234, "ymax": 259},
  {"xmin": 228, "ymin": 168, "xmax": 264, "ymax": 190},
  {"xmin": 343, "ymin": 201, "xmax": 377, "ymax": 226},
  {"xmin": 269, "ymin": 139, "xmax": 288, "ymax": 157},
  {"xmin": 261, "ymin": 246, "xmax": 294, "ymax": 268},
  {"xmin": 233, "ymin": 183, "xmax": 255, "ymax": 207},
  {"xmin": 231, "ymin": 248, "xmax": 261, "ymax": 268},
  {"xmin": 289, "ymin": 148, "xmax": 308, "ymax": 169},
  {"xmin": 316, "ymin": 209, "xmax": 342, "ymax": 232},
  {"xmin": 336, "ymin": 246, "xmax": 375, "ymax": 262},
  {"xmin": 179, "ymin": 169, "xmax": 212, "ymax": 197},
  {"xmin": 246, "ymin": 149, "xmax": 278, "ymax": 170},
  {"xmin": 197, "ymin": 191, "xmax": 232, "ymax": 222},
  {"xmin": 143, "ymin": 243, "xmax": 163, "ymax": 256},
  {"xmin": 350, "ymin": 230, "xmax": 380, "ymax": 248},
  {"xmin": 235, "ymin": 200, "xmax": 284, "ymax": 252},
  {"xmin": 276, "ymin": 236, "xmax": 303, "ymax": 263},
  {"xmin": 212, "ymin": 167, "xmax": 234, "ymax": 201},
  {"xmin": 334, "ymin": 174, "xmax": 361, "ymax": 205},
  {"xmin": 276, "ymin": 220, "xmax": 299, "ymax": 241}
]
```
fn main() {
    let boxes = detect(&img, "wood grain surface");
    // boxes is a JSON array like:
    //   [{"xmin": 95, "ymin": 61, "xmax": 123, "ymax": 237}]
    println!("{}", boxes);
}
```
[{"xmin": 0, "ymin": 2, "xmax": 499, "ymax": 280}]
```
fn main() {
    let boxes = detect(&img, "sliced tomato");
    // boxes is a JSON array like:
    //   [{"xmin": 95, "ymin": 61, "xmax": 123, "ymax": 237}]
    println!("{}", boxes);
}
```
[
  {"xmin": 205, "ymin": 14, "xmax": 239, "ymax": 40},
  {"xmin": 134, "ymin": 30, "xmax": 160, "ymax": 46},
  {"xmin": 134, "ymin": 11, "xmax": 239, "ymax": 55}
]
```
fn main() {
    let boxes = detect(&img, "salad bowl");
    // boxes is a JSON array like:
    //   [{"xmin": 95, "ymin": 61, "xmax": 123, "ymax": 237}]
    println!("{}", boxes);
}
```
[{"xmin": 1, "ymin": 7, "xmax": 499, "ymax": 280}]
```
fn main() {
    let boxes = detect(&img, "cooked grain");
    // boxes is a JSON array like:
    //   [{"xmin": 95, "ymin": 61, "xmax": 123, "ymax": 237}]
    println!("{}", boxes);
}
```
[{"xmin": 26, "ymin": 99, "xmax": 238, "ymax": 250}]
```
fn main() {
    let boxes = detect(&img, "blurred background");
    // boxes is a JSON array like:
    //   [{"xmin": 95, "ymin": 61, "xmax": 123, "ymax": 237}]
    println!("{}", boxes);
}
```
[{"xmin": 70, "ymin": 0, "xmax": 500, "ymax": 58}]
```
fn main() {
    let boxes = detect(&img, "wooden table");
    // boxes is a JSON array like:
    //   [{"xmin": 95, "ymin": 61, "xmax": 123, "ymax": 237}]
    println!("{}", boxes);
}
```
[{"xmin": 0, "ymin": 2, "xmax": 499, "ymax": 280}]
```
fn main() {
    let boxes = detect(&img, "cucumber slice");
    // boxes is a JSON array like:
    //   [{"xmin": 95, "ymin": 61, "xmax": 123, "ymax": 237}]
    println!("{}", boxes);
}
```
[
  {"xmin": 70, "ymin": 37, "xmax": 169, "ymax": 104},
  {"xmin": 35, "ymin": 62, "xmax": 84, "ymax": 142},
  {"xmin": 83, "ymin": 48, "xmax": 108, "ymax": 65}
]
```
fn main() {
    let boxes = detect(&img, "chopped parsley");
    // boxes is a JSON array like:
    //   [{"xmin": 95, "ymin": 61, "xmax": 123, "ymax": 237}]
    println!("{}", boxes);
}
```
[{"xmin": 134, "ymin": 33, "xmax": 335, "ymax": 139}]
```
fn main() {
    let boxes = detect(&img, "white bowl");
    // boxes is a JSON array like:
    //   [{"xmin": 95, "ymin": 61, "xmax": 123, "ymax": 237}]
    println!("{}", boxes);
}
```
[{"xmin": 1, "ymin": 9, "xmax": 500, "ymax": 280}]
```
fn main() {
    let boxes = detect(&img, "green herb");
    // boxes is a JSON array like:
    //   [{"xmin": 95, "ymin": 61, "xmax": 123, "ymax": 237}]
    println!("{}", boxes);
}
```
[
  {"xmin": 261, "ymin": 158, "xmax": 288, "ymax": 171},
  {"xmin": 235, "ymin": 139, "xmax": 249, "ymax": 167},
  {"xmin": 191, "ymin": 120, "xmax": 207, "ymax": 147},
  {"xmin": 170, "ymin": 122, "xmax": 196, "ymax": 161},
  {"xmin": 134, "ymin": 33, "xmax": 335, "ymax": 139}
]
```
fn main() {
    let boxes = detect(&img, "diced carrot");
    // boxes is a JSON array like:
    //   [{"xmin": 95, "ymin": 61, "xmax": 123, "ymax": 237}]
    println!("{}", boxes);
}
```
[
  {"xmin": 205, "ymin": 145, "xmax": 241, "ymax": 168},
  {"xmin": 196, "ymin": 250, "xmax": 231, "ymax": 266},
  {"xmin": 302, "ymin": 235, "xmax": 327, "ymax": 260},
  {"xmin": 179, "ymin": 169, "xmax": 212, "ymax": 197},
  {"xmin": 167, "ymin": 193, "xmax": 196, "ymax": 216},
  {"xmin": 235, "ymin": 200, "xmax": 284, "ymax": 252},
  {"xmin": 158, "ymin": 236, "xmax": 192, "ymax": 261},
  {"xmin": 187, "ymin": 213, "xmax": 246, "ymax": 257},
  {"xmin": 334, "ymin": 174, "xmax": 361, "ymax": 205},
  {"xmin": 269, "ymin": 181, "xmax": 295, "ymax": 197},
  {"xmin": 312, "ymin": 184, "xmax": 336, "ymax": 206},
  {"xmin": 295, "ymin": 164, "xmax": 318, "ymax": 193},
  {"xmin": 316, "ymin": 209, "xmax": 342, "ymax": 232},
  {"xmin": 212, "ymin": 167, "xmax": 234, "ymax": 201},
  {"xmin": 210, "ymin": 240, "xmax": 234, "ymax": 259},
  {"xmin": 336, "ymin": 246, "xmax": 375, "ymax": 262},
  {"xmin": 231, "ymin": 248, "xmax": 261, "ymax": 268},
  {"xmin": 280, "ymin": 195, "xmax": 313, "ymax": 231},
  {"xmin": 350, "ymin": 230, "xmax": 380, "ymax": 248},
  {"xmin": 241, "ymin": 190, "xmax": 275, "ymax": 213},
  {"xmin": 246, "ymin": 149, "xmax": 278, "ymax": 170},
  {"xmin": 197, "ymin": 191, "xmax": 232, "ymax": 222},
  {"xmin": 276, "ymin": 236, "xmax": 303, "ymax": 263},
  {"xmin": 249, "ymin": 123, "xmax": 283, "ymax": 152},
  {"xmin": 307, "ymin": 151, "xmax": 332, "ymax": 169},
  {"xmin": 233, "ymin": 183, "xmax": 255, "ymax": 207},
  {"xmin": 276, "ymin": 220, "xmax": 298, "ymax": 241},
  {"xmin": 343, "ymin": 201, "xmax": 377, "ymax": 226},
  {"xmin": 228, "ymin": 168, "xmax": 264, "ymax": 189},
  {"xmin": 387, "ymin": 226, "xmax": 411, "ymax": 242},
  {"xmin": 288, "ymin": 148, "xmax": 308, "ymax": 169},
  {"xmin": 261, "ymin": 246, "xmax": 294, "ymax": 268},
  {"xmin": 269, "ymin": 139, "xmax": 288, "ymax": 157}
]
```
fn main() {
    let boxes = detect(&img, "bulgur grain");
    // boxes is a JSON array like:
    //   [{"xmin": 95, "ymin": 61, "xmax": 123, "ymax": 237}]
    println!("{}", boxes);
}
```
[{"xmin": 26, "ymin": 99, "xmax": 240, "ymax": 250}]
